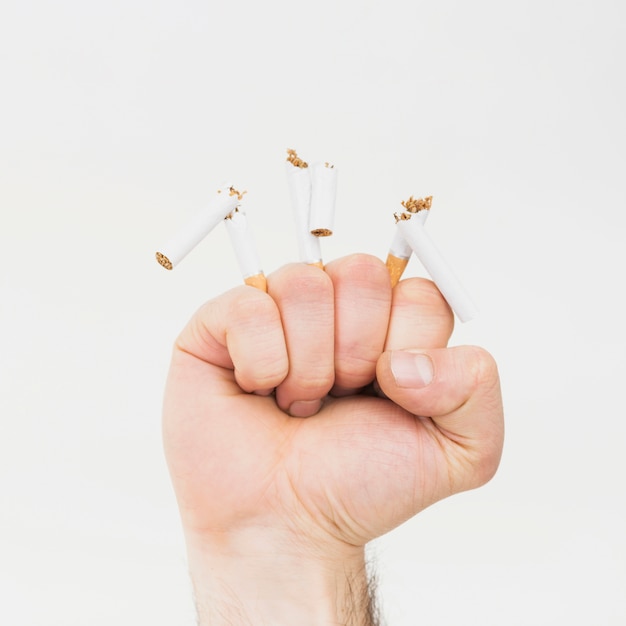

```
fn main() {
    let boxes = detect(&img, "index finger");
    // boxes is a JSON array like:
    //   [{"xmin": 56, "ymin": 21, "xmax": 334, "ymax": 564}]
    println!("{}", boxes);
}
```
[{"xmin": 173, "ymin": 285, "xmax": 289, "ymax": 394}]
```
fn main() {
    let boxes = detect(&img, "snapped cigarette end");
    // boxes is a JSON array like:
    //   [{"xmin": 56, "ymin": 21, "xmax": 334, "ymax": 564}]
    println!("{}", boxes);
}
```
[
  {"xmin": 244, "ymin": 273, "xmax": 267, "ymax": 292},
  {"xmin": 155, "ymin": 251, "xmax": 173, "ymax": 270},
  {"xmin": 286, "ymin": 148, "xmax": 308, "ymax": 169},
  {"xmin": 401, "ymin": 195, "xmax": 432, "ymax": 214},
  {"xmin": 310, "ymin": 228, "xmax": 332, "ymax": 237},
  {"xmin": 309, "ymin": 260, "xmax": 324, "ymax": 269},
  {"xmin": 221, "ymin": 186, "xmax": 247, "ymax": 201},
  {"xmin": 385, "ymin": 254, "xmax": 409, "ymax": 288}
]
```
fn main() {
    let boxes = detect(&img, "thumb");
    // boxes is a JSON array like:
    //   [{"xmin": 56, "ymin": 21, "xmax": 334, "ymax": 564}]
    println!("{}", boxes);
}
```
[{"xmin": 376, "ymin": 346, "xmax": 504, "ymax": 487}]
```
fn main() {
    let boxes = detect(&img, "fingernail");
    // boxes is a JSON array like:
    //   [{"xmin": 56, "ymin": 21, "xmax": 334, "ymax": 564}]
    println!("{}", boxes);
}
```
[
  {"xmin": 288, "ymin": 399, "xmax": 323, "ymax": 418},
  {"xmin": 390, "ymin": 351, "xmax": 434, "ymax": 389}
]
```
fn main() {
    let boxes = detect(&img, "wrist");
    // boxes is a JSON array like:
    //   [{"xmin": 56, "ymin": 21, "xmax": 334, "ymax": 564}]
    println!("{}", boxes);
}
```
[{"xmin": 184, "ymin": 527, "xmax": 377, "ymax": 626}]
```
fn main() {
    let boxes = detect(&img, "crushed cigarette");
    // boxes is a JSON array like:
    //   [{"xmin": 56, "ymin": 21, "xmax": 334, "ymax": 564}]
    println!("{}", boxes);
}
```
[
  {"xmin": 155, "ymin": 188, "xmax": 240, "ymax": 270},
  {"xmin": 154, "ymin": 156, "xmax": 479, "ymax": 316},
  {"xmin": 285, "ymin": 149, "xmax": 323, "ymax": 265},
  {"xmin": 393, "ymin": 198, "xmax": 478, "ymax": 322},
  {"xmin": 386, "ymin": 196, "xmax": 433, "ymax": 286},
  {"xmin": 224, "ymin": 208, "xmax": 267, "ymax": 292},
  {"xmin": 309, "ymin": 161, "xmax": 337, "ymax": 237}
]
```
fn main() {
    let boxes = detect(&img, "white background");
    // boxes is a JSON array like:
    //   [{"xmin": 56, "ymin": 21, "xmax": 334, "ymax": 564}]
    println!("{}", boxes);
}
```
[{"xmin": 1, "ymin": 0, "xmax": 625, "ymax": 624}]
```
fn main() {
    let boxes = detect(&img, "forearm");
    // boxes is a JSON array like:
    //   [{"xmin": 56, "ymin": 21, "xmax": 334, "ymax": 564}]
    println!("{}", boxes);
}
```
[{"xmin": 185, "ymin": 530, "xmax": 379, "ymax": 626}]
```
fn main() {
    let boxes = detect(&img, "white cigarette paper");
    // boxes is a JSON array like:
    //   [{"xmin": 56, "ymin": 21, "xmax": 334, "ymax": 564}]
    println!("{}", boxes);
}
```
[
  {"xmin": 396, "ymin": 216, "xmax": 478, "ymax": 323},
  {"xmin": 309, "ymin": 162, "xmax": 337, "ymax": 237},
  {"xmin": 285, "ymin": 159, "xmax": 323, "ymax": 265},
  {"xmin": 156, "ymin": 190, "xmax": 240, "ymax": 269},
  {"xmin": 224, "ymin": 209, "xmax": 266, "ymax": 291}
]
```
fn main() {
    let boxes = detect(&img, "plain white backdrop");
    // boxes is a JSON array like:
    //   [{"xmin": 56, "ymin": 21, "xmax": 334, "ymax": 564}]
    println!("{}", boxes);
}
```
[{"xmin": 1, "ymin": 0, "xmax": 624, "ymax": 623}]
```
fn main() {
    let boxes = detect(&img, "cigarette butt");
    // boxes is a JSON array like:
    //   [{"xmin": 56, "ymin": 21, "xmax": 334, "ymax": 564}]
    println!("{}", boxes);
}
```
[
  {"xmin": 385, "ymin": 196, "xmax": 432, "ymax": 286},
  {"xmin": 310, "ymin": 261, "xmax": 324, "ymax": 270},
  {"xmin": 244, "ymin": 273, "xmax": 267, "ymax": 292},
  {"xmin": 396, "ymin": 217, "xmax": 478, "ymax": 323},
  {"xmin": 224, "ymin": 209, "xmax": 265, "ymax": 290},
  {"xmin": 285, "ymin": 152, "xmax": 323, "ymax": 265},
  {"xmin": 155, "ymin": 189, "xmax": 239, "ymax": 269},
  {"xmin": 385, "ymin": 254, "xmax": 410, "ymax": 288},
  {"xmin": 309, "ymin": 162, "xmax": 337, "ymax": 237}
]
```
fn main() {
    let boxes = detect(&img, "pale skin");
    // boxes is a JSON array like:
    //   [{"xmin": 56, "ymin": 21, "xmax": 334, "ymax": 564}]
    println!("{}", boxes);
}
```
[{"xmin": 162, "ymin": 254, "xmax": 504, "ymax": 625}]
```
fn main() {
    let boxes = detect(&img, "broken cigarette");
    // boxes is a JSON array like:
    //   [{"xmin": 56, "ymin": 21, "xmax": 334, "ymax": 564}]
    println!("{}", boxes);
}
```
[
  {"xmin": 393, "ymin": 196, "xmax": 478, "ymax": 323},
  {"xmin": 155, "ymin": 187, "xmax": 242, "ymax": 270},
  {"xmin": 224, "ymin": 208, "xmax": 267, "ymax": 292},
  {"xmin": 285, "ymin": 149, "xmax": 323, "ymax": 268},
  {"xmin": 385, "ymin": 196, "xmax": 432, "ymax": 287},
  {"xmin": 309, "ymin": 161, "xmax": 337, "ymax": 237}
]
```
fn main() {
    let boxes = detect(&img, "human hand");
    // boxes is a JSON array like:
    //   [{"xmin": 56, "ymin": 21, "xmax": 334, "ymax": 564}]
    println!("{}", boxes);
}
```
[{"xmin": 162, "ymin": 254, "xmax": 503, "ymax": 625}]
